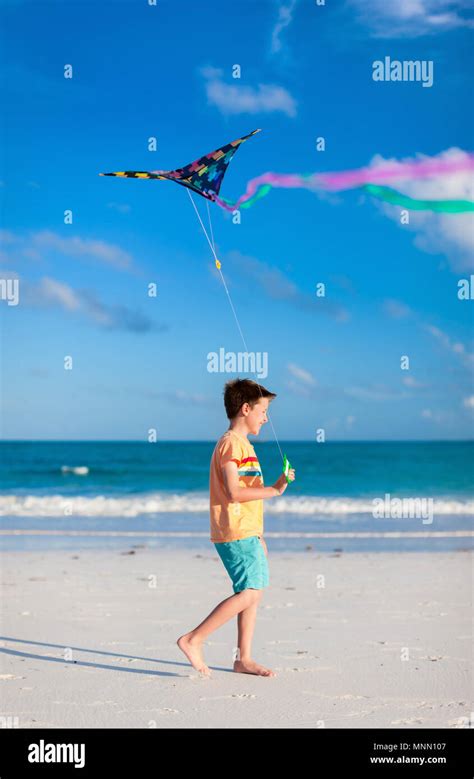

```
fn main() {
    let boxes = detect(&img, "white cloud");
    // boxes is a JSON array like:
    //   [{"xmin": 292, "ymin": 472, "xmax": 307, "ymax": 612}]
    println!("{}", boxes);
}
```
[
  {"xmin": 286, "ymin": 362, "xmax": 317, "ymax": 397},
  {"xmin": 402, "ymin": 376, "xmax": 427, "ymax": 388},
  {"xmin": 348, "ymin": 0, "xmax": 474, "ymax": 37},
  {"xmin": 463, "ymin": 395, "xmax": 474, "ymax": 409},
  {"xmin": 201, "ymin": 67, "xmax": 297, "ymax": 117},
  {"xmin": 421, "ymin": 407, "xmax": 450, "ymax": 423},
  {"xmin": 0, "ymin": 229, "xmax": 135, "ymax": 273},
  {"xmin": 287, "ymin": 362, "xmax": 317, "ymax": 386},
  {"xmin": 424, "ymin": 323, "xmax": 474, "ymax": 368},
  {"xmin": 271, "ymin": 0, "xmax": 298, "ymax": 54},
  {"xmin": 20, "ymin": 275, "xmax": 159, "ymax": 333},
  {"xmin": 33, "ymin": 230, "xmax": 133, "ymax": 271},
  {"xmin": 365, "ymin": 148, "xmax": 474, "ymax": 271},
  {"xmin": 37, "ymin": 276, "xmax": 82, "ymax": 312}
]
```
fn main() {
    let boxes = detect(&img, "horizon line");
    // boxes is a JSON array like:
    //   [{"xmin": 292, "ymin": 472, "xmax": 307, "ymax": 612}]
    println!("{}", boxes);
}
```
[{"xmin": 1, "ymin": 439, "xmax": 473, "ymax": 445}]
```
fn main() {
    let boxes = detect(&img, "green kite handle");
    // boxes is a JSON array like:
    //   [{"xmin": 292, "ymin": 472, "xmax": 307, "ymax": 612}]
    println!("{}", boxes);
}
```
[{"xmin": 283, "ymin": 454, "xmax": 293, "ymax": 484}]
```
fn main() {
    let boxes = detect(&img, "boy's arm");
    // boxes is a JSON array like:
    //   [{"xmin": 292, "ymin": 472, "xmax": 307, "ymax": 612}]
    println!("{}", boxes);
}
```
[{"xmin": 221, "ymin": 461, "xmax": 291, "ymax": 502}]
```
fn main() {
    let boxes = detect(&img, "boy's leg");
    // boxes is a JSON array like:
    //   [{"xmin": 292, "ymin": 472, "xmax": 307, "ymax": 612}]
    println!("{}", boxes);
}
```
[
  {"xmin": 177, "ymin": 588, "xmax": 260, "ymax": 675},
  {"xmin": 232, "ymin": 537, "xmax": 275, "ymax": 677},
  {"xmin": 236, "ymin": 593, "xmax": 261, "ymax": 660},
  {"xmin": 233, "ymin": 590, "xmax": 276, "ymax": 677}
]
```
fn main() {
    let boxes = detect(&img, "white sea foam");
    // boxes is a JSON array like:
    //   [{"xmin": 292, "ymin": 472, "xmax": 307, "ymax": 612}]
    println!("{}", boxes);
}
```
[
  {"xmin": 61, "ymin": 466, "xmax": 89, "ymax": 475},
  {"xmin": 0, "ymin": 493, "xmax": 472, "ymax": 518}
]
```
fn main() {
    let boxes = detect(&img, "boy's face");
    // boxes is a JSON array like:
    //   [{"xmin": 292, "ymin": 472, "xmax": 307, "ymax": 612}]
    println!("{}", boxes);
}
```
[{"xmin": 241, "ymin": 397, "xmax": 269, "ymax": 435}]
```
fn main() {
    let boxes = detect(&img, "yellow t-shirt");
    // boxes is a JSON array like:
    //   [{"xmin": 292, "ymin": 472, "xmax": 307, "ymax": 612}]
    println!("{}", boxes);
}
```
[{"xmin": 209, "ymin": 429, "xmax": 264, "ymax": 543}]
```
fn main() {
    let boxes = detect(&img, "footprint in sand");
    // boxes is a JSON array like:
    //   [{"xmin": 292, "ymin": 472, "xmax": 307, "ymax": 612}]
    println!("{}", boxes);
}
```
[{"xmin": 187, "ymin": 673, "xmax": 212, "ymax": 680}]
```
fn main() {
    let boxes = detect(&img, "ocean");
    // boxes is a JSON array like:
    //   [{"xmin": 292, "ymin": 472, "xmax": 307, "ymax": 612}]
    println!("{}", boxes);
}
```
[{"xmin": 0, "ymin": 440, "xmax": 472, "ymax": 552}]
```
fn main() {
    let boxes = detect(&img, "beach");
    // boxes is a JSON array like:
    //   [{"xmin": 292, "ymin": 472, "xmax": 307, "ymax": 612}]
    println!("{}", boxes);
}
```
[{"xmin": 1, "ymin": 546, "xmax": 471, "ymax": 729}]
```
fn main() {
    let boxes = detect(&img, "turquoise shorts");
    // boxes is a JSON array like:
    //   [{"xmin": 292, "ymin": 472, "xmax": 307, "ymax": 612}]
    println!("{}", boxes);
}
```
[{"xmin": 214, "ymin": 535, "xmax": 269, "ymax": 594}]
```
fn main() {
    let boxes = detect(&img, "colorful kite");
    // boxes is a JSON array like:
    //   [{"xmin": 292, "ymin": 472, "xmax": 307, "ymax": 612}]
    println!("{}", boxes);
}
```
[
  {"xmin": 100, "ymin": 129, "xmax": 261, "ymax": 202},
  {"xmin": 100, "ymin": 131, "xmax": 474, "ymax": 214}
]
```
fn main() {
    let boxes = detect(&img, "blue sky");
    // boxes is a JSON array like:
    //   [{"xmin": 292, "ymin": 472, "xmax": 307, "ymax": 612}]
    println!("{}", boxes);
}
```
[{"xmin": 1, "ymin": 0, "xmax": 473, "ymax": 441}]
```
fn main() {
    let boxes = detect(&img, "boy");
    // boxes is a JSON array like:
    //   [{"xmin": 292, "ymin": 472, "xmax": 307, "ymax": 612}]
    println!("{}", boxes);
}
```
[{"xmin": 177, "ymin": 378, "xmax": 295, "ymax": 677}]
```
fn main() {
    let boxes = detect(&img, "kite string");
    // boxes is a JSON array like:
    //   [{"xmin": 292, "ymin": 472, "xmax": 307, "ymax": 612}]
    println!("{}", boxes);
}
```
[
  {"xmin": 186, "ymin": 191, "xmax": 247, "ymax": 347},
  {"xmin": 187, "ymin": 189, "xmax": 285, "ymax": 464},
  {"xmin": 205, "ymin": 199, "xmax": 215, "ymax": 254}
]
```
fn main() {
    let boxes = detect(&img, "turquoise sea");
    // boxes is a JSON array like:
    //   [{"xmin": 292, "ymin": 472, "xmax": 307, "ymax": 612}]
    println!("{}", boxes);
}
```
[{"xmin": 0, "ymin": 440, "xmax": 472, "ymax": 552}]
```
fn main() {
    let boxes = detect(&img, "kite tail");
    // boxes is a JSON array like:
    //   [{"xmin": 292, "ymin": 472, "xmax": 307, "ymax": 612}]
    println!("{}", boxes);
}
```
[
  {"xmin": 213, "ymin": 154, "xmax": 474, "ymax": 213},
  {"xmin": 216, "ymin": 178, "xmax": 474, "ymax": 214}
]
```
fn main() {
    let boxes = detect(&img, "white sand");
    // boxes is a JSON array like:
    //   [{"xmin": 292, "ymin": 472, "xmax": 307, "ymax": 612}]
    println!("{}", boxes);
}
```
[{"xmin": 0, "ymin": 548, "xmax": 472, "ymax": 729}]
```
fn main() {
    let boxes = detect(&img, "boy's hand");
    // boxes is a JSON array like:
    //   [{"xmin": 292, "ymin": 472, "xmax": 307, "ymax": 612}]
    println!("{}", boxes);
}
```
[{"xmin": 273, "ymin": 468, "xmax": 295, "ymax": 495}]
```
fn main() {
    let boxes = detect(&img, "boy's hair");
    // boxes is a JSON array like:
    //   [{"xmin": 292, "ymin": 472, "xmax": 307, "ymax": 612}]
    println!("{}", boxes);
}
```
[{"xmin": 223, "ymin": 378, "xmax": 276, "ymax": 420}]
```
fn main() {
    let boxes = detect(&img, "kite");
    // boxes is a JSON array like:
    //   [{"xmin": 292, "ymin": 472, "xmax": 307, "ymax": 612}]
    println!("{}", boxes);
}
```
[
  {"xmin": 100, "ymin": 135, "xmax": 474, "ymax": 214},
  {"xmin": 99, "ymin": 129, "xmax": 261, "ymax": 202}
]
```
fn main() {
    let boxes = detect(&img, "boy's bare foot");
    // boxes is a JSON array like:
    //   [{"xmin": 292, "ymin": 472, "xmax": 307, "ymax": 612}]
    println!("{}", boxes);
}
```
[
  {"xmin": 233, "ymin": 658, "xmax": 276, "ymax": 677},
  {"xmin": 177, "ymin": 633, "xmax": 211, "ymax": 676}
]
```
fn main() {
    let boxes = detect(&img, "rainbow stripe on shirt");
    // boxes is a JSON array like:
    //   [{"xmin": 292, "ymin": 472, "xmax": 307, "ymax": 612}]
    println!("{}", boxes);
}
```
[{"xmin": 237, "ymin": 456, "xmax": 262, "ymax": 478}]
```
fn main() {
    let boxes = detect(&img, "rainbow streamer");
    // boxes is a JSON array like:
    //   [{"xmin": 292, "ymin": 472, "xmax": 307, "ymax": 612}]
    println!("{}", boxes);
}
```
[{"xmin": 214, "ymin": 153, "xmax": 474, "ymax": 214}]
